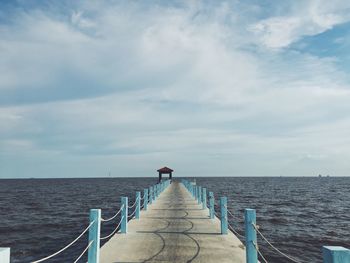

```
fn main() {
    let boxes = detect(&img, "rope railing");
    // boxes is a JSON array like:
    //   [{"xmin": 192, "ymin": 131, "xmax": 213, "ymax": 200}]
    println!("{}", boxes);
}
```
[
  {"xmin": 128, "ymin": 208, "xmax": 137, "ymax": 219},
  {"xmin": 253, "ymin": 241, "xmax": 269, "ymax": 263},
  {"xmin": 100, "ymin": 216, "xmax": 124, "ymax": 240},
  {"xmin": 225, "ymin": 206, "xmax": 245, "ymax": 239},
  {"xmin": 129, "ymin": 197, "xmax": 138, "ymax": 209},
  {"xmin": 31, "ymin": 221, "xmax": 94, "ymax": 263},
  {"xmin": 73, "ymin": 240, "xmax": 93, "ymax": 263},
  {"xmin": 228, "ymin": 223, "xmax": 244, "ymax": 239},
  {"xmin": 252, "ymin": 223, "xmax": 304, "ymax": 263},
  {"xmin": 11, "ymin": 179, "xmax": 173, "ymax": 263},
  {"xmin": 182, "ymin": 179, "xmax": 350, "ymax": 263},
  {"xmin": 101, "ymin": 205, "xmax": 124, "ymax": 222}
]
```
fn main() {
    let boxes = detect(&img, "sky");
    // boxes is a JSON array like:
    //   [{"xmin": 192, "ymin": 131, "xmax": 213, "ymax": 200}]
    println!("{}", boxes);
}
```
[{"xmin": 1, "ymin": 0, "xmax": 350, "ymax": 178}]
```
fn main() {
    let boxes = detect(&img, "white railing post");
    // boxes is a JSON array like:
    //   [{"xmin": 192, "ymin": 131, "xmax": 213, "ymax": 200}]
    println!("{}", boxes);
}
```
[{"xmin": 0, "ymin": 248, "xmax": 10, "ymax": 263}]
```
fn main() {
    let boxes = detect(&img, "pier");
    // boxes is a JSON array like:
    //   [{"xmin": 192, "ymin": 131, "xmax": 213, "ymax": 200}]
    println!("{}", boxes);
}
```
[
  {"xmin": 1, "ymin": 178, "xmax": 349, "ymax": 263},
  {"xmin": 100, "ymin": 181, "xmax": 244, "ymax": 262}
]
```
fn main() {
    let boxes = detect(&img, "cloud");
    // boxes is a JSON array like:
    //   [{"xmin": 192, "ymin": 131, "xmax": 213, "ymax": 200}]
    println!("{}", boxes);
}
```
[
  {"xmin": 250, "ymin": 0, "xmax": 350, "ymax": 48},
  {"xmin": 1, "ymin": 0, "xmax": 350, "ymax": 177}
]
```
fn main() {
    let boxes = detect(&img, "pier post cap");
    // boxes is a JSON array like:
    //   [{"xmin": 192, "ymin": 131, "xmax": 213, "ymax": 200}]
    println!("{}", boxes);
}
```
[
  {"xmin": 323, "ymin": 246, "xmax": 350, "ymax": 263},
  {"xmin": 220, "ymin": 196, "xmax": 227, "ymax": 202},
  {"xmin": 0, "ymin": 248, "xmax": 10, "ymax": 263},
  {"xmin": 89, "ymin": 208, "xmax": 101, "ymax": 217}
]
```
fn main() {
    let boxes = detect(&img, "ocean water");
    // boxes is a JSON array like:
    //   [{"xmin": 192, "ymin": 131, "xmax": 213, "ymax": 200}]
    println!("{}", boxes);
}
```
[{"xmin": 0, "ymin": 177, "xmax": 349, "ymax": 262}]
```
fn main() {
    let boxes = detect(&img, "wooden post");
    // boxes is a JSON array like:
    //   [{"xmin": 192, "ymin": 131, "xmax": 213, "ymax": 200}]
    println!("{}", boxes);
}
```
[
  {"xmin": 149, "ymin": 186, "xmax": 153, "ymax": 204},
  {"xmin": 121, "ymin": 197, "xmax": 128, "ymax": 233},
  {"xmin": 245, "ymin": 209, "xmax": 257, "ymax": 263},
  {"xmin": 0, "ymin": 248, "xmax": 10, "ymax": 263},
  {"xmin": 323, "ymin": 246, "xmax": 350, "ymax": 263},
  {"xmin": 202, "ymin": 188, "xmax": 207, "ymax": 209},
  {"xmin": 209, "ymin": 191, "xmax": 214, "ymax": 219},
  {"xmin": 88, "ymin": 209, "xmax": 101, "ymax": 263},
  {"xmin": 135, "ymin": 191, "xmax": 140, "ymax": 219},
  {"xmin": 144, "ymin": 189, "xmax": 148, "ymax": 210},
  {"xmin": 220, "ymin": 197, "xmax": 227, "ymax": 234}
]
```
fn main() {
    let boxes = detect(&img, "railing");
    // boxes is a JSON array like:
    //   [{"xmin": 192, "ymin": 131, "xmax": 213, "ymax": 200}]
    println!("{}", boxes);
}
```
[
  {"xmin": 1, "ymin": 178, "xmax": 348, "ymax": 263},
  {"xmin": 181, "ymin": 179, "xmax": 350, "ymax": 263},
  {"xmin": 0, "ymin": 179, "xmax": 171, "ymax": 263}
]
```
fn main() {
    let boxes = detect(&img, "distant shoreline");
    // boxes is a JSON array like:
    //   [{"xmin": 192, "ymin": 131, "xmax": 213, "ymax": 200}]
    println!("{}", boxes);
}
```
[{"xmin": 0, "ymin": 175, "xmax": 349, "ymax": 180}]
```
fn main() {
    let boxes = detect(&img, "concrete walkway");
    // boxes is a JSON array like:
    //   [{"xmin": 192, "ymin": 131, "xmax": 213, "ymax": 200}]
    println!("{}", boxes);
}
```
[{"xmin": 100, "ymin": 181, "xmax": 246, "ymax": 263}]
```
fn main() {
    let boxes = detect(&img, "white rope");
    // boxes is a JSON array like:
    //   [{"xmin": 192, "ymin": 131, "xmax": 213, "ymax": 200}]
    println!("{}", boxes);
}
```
[
  {"xmin": 128, "ymin": 208, "xmax": 136, "ymax": 219},
  {"xmin": 73, "ymin": 240, "xmax": 93, "ymax": 263},
  {"xmin": 252, "ymin": 224, "xmax": 304, "ymax": 263},
  {"xmin": 129, "ymin": 197, "xmax": 139, "ymax": 208},
  {"xmin": 253, "ymin": 241, "xmax": 269, "ymax": 263},
  {"xmin": 100, "ymin": 216, "xmax": 124, "ymax": 240},
  {"xmin": 227, "ymin": 209, "xmax": 235, "ymax": 218},
  {"xmin": 228, "ymin": 223, "xmax": 244, "ymax": 239},
  {"xmin": 101, "ymin": 205, "xmax": 124, "ymax": 222},
  {"xmin": 31, "ymin": 221, "xmax": 94, "ymax": 263}
]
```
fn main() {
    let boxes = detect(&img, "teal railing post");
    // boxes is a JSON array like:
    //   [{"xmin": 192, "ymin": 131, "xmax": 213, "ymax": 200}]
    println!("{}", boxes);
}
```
[
  {"xmin": 196, "ymin": 185, "xmax": 199, "ymax": 201},
  {"xmin": 149, "ymin": 186, "xmax": 153, "ymax": 204},
  {"xmin": 202, "ymin": 188, "xmax": 207, "ymax": 209},
  {"xmin": 121, "ymin": 197, "xmax": 128, "ymax": 233},
  {"xmin": 0, "ymin": 248, "xmax": 10, "ymax": 263},
  {"xmin": 144, "ymin": 189, "xmax": 148, "ymax": 210},
  {"xmin": 323, "ymin": 246, "xmax": 350, "ymax": 263},
  {"xmin": 220, "ymin": 197, "xmax": 228, "ymax": 234},
  {"xmin": 245, "ymin": 209, "xmax": 257, "ymax": 263},
  {"xmin": 153, "ymin": 185, "xmax": 156, "ymax": 200},
  {"xmin": 194, "ymin": 186, "xmax": 197, "ymax": 200},
  {"xmin": 88, "ymin": 209, "xmax": 101, "ymax": 263},
  {"xmin": 209, "ymin": 191, "xmax": 214, "ymax": 218},
  {"xmin": 198, "ymin": 186, "xmax": 202, "ymax": 204},
  {"xmin": 135, "ymin": 191, "xmax": 141, "ymax": 219}
]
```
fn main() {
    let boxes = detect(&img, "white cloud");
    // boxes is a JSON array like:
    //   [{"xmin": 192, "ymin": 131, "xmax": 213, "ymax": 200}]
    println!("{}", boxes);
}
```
[
  {"xmin": 250, "ymin": 0, "xmax": 350, "ymax": 48},
  {"xmin": 1, "ymin": 1, "xmax": 350, "ymax": 177}
]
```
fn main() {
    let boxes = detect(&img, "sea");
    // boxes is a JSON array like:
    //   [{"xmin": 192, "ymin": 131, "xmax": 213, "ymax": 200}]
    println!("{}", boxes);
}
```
[{"xmin": 0, "ymin": 177, "xmax": 349, "ymax": 263}]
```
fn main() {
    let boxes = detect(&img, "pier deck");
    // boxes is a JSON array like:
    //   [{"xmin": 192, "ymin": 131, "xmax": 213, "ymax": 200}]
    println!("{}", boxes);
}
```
[{"xmin": 100, "ymin": 181, "xmax": 245, "ymax": 263}]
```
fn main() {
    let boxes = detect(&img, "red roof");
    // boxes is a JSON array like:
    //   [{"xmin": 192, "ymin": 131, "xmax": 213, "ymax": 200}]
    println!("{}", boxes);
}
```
[{"xmin": 157, "ymin": 167, "xmax": 174, "ymax": 173}]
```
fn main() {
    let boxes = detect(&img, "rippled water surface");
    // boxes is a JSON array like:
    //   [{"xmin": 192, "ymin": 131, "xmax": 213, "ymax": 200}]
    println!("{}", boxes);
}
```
[{"xmin": 0, "ymin": 177, "xmax": 349, "ymax": 262}]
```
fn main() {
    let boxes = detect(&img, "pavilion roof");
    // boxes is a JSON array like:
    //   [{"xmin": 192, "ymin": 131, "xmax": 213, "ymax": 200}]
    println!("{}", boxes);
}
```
[{"xmin": 157, "ymin": 167, "xmax": 174, "ymax": 173}]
